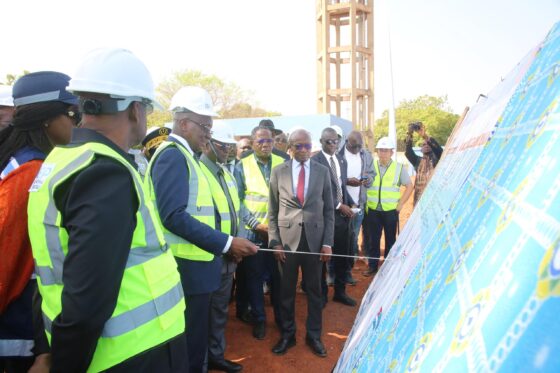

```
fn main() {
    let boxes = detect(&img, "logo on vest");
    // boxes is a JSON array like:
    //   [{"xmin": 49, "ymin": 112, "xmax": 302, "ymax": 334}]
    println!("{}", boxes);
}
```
[{"xmin": 29, "ymin": 163, "xmax": 55, "ymax": 192}]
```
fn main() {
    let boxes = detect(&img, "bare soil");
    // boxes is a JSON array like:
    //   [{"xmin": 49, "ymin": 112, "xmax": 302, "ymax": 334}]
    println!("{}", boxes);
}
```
[{"xmin": 222, "ymin": 193, "xmax": 414, "ymax": 373}]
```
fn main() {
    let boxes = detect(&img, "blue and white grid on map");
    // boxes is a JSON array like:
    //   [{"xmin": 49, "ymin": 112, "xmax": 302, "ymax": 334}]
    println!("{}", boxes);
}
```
[{"xmin": 336, "ymin": 22, "xmax": 560, "ymax": 373}]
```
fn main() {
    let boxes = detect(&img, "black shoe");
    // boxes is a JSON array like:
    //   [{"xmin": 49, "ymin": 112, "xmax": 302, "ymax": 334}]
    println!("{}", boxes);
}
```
[
  {"xmin": 253, "ymin": 321, "xmax": 266, "ymax": 340},
  {"xmin": 362, "ymin": 268, "xmax": 377, "ymax": 277},
  {"xmin": 305, "ymin": 337, "xmax": 327, "ymax": 357},
  {"xmin": 345, "ymin": 276, "xmax": 357, "ymax": 286},
  {"xmin": 333, "ymin": 293, "xmax": 357, "ymax": 307},
  {"xmin": 208, "ymin": 359, "xmax": 243, "ymax": 372},
  {"xmin": 272, "ymin": 336, "xmax": 296, "ymax": 355},
  {"xmin": 236, "ymin": 310, "xmax": 253, "ymax": 324}
]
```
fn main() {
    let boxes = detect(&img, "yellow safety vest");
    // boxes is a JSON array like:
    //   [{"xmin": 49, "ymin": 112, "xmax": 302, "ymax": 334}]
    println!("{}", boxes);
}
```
[
  {"xmin": 145, "ymin": 141, "xmax": 215, "ymax": 261},
  {"xmin": 241, "ymin": 154, "xmax": 283, "ymax": 227},
  {"xmin": 28, "ymin": 142, "xmax": 185, "ymax": 373},
  {"xmin": 200, "ymin": 162, "xmax": 240, "ymax": 236},
  {"xmin": 367, "ymin": 160, "xmax": 403, "ymax": 211}
]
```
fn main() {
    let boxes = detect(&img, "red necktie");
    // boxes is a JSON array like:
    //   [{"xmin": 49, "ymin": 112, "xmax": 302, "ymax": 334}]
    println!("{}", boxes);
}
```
[{"xmin": 297, "ymin": 162, "xmax": 305, "ymax": 205}]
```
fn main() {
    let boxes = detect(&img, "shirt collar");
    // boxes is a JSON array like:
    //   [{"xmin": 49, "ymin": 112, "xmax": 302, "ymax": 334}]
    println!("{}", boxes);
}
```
[
  {"xmin": 169, "ymin": 133, "xmax": 194, "ymax": 156},
  {"xmin": 322, "ymin": 150, "xmax": 336, "ymax": 161},
  {"xmin": 292, "ymin": 159, "xmax": 310, "ymax": 168},
  {"xmin": 70, "ymin": 128, "xmax": 136, "ymax": 167}
]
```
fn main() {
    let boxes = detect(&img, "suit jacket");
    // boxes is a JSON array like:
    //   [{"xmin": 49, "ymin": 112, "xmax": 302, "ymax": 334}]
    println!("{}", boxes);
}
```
[
  {"xmin": 311, "ymin": 152, "xmax": 352, "ymax": 209},
  {"xmin": 268, "ymin": 160, "xmax": 334, "ymax": 253}
]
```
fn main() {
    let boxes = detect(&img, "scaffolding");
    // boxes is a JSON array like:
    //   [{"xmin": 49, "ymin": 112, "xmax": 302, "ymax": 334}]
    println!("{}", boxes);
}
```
[{"xmin": 316, "ymin": 0, "xmax": 374, "ymax": 136}]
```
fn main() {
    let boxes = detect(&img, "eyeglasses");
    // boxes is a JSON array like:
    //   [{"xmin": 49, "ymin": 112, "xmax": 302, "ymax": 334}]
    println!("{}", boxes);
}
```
[
  {"xmin": 292, "ymin": 143, "xmax": 312, "ymax": 151},
  {"xmin": 141, "ymin": 101, "xmax": 154, "ymax": 115},
  {"xmin": 255, "ymin": 138, "xmax": 273, "ymax": 145},
  {"xmin": 323, "ymin": 139, "xmax": 340, "ymax": 145},
  {"xmin": 212, "ymin": 141, "xmax": 233, "ymax": 151},
  {"xmin": 188, "ymin": 118, "xmax": 213, "ymax": 135},
  {"xmin": 66, "ymin": 109, "xmax": 81, "ymax": 125},
  {"xmin": 347, "ymin": 142, "xmax": 362, "ymax": 150}
]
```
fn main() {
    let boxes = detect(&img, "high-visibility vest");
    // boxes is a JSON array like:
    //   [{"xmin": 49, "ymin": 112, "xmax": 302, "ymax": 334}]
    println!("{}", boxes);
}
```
[
  {"xmin": 27, "ymin": 142, "xmax": 185, "ymax": 373},
  {"xmin": 367, "ymin": 160, "xmax": 403, "ymax": 211},
  {"xmin": 240, "ymin": 154, "xmax": 283, "ymax": 226},
  {"xmin": 145, "ymin": 141, "xmax": 215, "ymax": 261},
  {"xmin": 200, "ymin": 162, "xmax": 240, "ymax": 236}
]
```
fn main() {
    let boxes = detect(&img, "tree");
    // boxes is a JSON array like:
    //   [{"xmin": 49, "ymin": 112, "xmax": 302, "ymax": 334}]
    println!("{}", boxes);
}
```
[
  {"xmin": 149, "ymin": 70, "xmax": 280, "ymax": 127},
  {"xmin": 2, "ymin": 70, "xmax": 30, "ymax": 85},
  {"xmin": 373, "ymin": 95, "xmax": 459, "ymax": 150}
]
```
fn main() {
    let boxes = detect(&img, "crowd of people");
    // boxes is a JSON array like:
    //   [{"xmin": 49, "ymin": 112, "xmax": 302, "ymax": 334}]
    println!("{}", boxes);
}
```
[{"xmin": 0, "ymin": 47, "xmax": 443, "ymax": 373}]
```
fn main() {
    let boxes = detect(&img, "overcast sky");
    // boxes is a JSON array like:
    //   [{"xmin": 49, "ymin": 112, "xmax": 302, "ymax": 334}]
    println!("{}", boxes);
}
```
[{"xmin": 1, "ymin": 0, "xmax": 558, "ymax": 120}]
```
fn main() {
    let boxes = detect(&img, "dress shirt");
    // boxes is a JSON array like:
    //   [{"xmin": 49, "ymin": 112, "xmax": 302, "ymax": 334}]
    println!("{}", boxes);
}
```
[
  {"xmin": 321, "ymin": 150, "xmax": 342, "ymax": 209},
  {"xmin": 291, "ymin": 159, "xmax": 310, "ymax": 200},
  {"xmin": 344, "ymin": 150, "xmax": 362, "ymax": 205}
]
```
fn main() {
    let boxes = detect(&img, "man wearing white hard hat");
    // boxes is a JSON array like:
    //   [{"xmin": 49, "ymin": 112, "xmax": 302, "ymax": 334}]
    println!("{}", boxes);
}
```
[
  {"xmin": 199, "ymin": 122, "xmax": 243, "ymax": 372},
  {"xmin": 362, "ymin": 136, "xmax": 413, "ymax": 277},
  {"xmin": 145, "ymin": 86, "xmax": 257, "ymax": 373},
  {"xmin": 27, "ymin": 48, "xmax": 188, "ymax": 372},
  {"xmin": 0, "ymin": 85, "xmax": 14, "ymax": 130}
]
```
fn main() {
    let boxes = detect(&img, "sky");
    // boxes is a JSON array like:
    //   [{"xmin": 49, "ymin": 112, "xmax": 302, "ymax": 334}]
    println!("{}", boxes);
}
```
[{"xmin": 1, "ymin": 0, "xmax": 558, "ymax": 121}]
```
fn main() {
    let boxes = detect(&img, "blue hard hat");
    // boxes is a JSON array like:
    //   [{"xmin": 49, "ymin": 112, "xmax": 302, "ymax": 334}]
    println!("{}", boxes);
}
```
[{"xmin": 12, "ymin": 71, "xmax": 78, "ymax": 106}]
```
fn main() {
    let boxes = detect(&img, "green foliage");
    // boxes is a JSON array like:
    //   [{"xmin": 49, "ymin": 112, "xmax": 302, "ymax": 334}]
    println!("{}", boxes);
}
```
[
  {"xmin": 373, "ymin": 95, "xmax": 459, "ymax": 150},
  {"xmin": 2, "ymin": 70, "xmax": 30, "ymax": 85},
  {"xmin": 148, "ymin": 69, "xmax": 280, "ymax": 127}
]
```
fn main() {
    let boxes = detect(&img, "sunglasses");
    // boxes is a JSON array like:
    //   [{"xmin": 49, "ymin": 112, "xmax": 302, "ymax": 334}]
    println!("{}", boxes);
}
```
[
  {"xmin": 142, "ymin": 102, "xmax": 154, "ymax": 115},
  {"xmin": 255, "ymin": 138, "xmax": 273, "ymax": 145},
  {"xmin": 323, "ymin": 139, "xmax": 340, "ymax": 145},
  {"xmin": 188, "ymin": 118, "xmax": 213, "ymax": 135},
  {"xmin": 348, "ymin": 142, "xmax": 362, "ymax": 150},
  {"xmin": 66, "ymin": 109, "xmax": 81, "ymax": 125},
  {"xmin": 292, "ymin": 143, "xmax": 312, "ymax": 151},
  {"xmin": 212, "ymin": 141, "xmax": 233, "ymax": 151}
]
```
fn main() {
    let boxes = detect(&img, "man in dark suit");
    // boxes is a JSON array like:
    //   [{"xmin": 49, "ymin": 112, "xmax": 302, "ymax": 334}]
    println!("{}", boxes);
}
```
[
  {"xmin": 146, "ymin": 86, "xmax": 257, "ymax": 372},
  {"xmin": 312, "ymin": 127, "xmax": 357, "ymax": 306},
  {"xmin": 268, "ymin": 129, "xmax": 334, "ymax": 357}
]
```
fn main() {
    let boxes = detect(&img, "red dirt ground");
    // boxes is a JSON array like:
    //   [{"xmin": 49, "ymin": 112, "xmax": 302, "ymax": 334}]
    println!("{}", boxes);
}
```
[{"xmin": 220, "ymin": 195, "xmax": 414, "ymax": 373}]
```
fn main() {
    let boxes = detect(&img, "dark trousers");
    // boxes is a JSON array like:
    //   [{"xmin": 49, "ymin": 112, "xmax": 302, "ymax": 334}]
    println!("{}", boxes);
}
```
[
  {"xmin": 239, "ymin": 250, "xmax": 266, "ymax": 322},
  {"xmin": 363, "ymin": 209, "xmax": 399, "ymax": 269},
  {"xmin": 106, "ymin": 335, "xmax": 188, "ymax": 373},
  {"xmin": 235, "ymin": 262, "xmax": 248, "ymax": 316},
  {"xmin": 320, "ymin": 214, "xmax": 352, "ymax": 297},
  {"xmin": 279, "ymin": 231, "xmax": 323, "ymax": 340},
  {"xmin": 208, "ymin": 272, "xmax": 234, "ymax": 363},
  {"xmin": 185, "ymin": 293, "xmax": 211, "ymax": 373}
]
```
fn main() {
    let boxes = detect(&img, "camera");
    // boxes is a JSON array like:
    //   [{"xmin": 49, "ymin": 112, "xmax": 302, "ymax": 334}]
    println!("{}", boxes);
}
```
[{"xmin": 408, "ymin": 122, "xmax": 422, "ymax": 132}]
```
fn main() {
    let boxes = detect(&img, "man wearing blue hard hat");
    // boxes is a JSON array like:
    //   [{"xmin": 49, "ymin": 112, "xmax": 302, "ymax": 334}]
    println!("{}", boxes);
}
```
[{"xmin": 27, "ymin": 48, "xmax": 188, "ymax": 372}]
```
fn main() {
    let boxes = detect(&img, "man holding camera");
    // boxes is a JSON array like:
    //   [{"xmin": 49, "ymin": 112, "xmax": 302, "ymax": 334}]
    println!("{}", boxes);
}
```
[{"xmin": 405, "ymin": 122, "xmax": 443, "ymax": 206}]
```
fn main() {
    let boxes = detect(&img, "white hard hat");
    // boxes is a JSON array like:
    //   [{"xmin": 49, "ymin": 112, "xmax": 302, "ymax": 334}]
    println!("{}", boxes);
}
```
[
  {"xmin": 212, "ymin": 122, "xmax": 236, "ymax": 144},
  {"xmin": 67, "ymin": 47, "xmax": 161, "ymax": 110},
  {"xmin": 169, "ymin": 86, "xmax": 218, "ymax": 116},
  {"xmin": 0, "ymin": 85, "xmax": 14, "ymax": 106},
  {"xmin": 376, "ymin": 136, "xmax": 395, "ymax": 149},
  {"xmin": 329, "ymin": 125, "xmax": 343, "ymax": 138}
]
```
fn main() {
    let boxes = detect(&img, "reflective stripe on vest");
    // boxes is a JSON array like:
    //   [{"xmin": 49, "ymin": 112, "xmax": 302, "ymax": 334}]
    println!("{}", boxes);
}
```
[
  {"xmin": 146, "ymin": 141, "xmax": 215, "ymax": 261},
  {"xmin": 367, "ymin": 161, "xmax": 402, "ymax": 211},
  {"xmin": 200, "ymin": 163, "xmax": 240, "ymax": 236},
  {"xmin": 28, "ymin": 143, "xmax": 185, "ymax": 373},
  {"xmin": 241, "ymin": 154, "xmax": 283, "ymax": 227}
]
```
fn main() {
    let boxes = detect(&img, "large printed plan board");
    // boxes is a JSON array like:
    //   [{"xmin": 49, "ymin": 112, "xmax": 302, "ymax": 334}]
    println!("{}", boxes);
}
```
[{"xmin": 336, "ymin": 22, "xmax": 560, "ymax": 372}]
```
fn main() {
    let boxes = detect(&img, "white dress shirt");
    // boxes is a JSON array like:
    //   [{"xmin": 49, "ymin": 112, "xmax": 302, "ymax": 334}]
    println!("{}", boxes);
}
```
[{"xmin": 292, "ymin": 159, "xmax": 310, "ymax": 199}]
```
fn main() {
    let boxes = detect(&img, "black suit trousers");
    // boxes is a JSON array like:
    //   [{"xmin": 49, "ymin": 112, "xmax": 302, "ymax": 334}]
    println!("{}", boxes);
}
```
[{"xmin": 278, "ymin": 228, "xmax": 323, "ymax": 340}]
